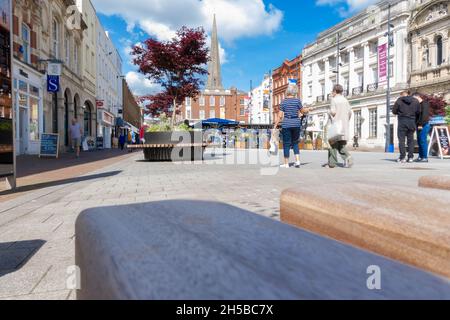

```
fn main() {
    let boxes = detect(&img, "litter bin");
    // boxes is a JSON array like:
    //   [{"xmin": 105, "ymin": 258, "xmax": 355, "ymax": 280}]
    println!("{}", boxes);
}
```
[{"xmin": 388, "ymin": 144, "xmax": 395, "ymax": 153}]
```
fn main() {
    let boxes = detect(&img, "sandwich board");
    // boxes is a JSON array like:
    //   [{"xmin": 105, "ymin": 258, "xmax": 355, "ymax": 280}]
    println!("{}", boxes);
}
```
[{"xmin": 428, "ymin": 126, "xmax": 450, "ymax": 160}]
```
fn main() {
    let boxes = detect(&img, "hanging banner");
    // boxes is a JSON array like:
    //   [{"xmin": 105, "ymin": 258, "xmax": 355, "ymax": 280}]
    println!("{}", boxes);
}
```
[
  {"xmin": 0, "ymin": 0, "xmax": 14, "ymax": 182},
  {"xmin": 378, "ymin": 43, "xmax": 388, "ymax": 85}
]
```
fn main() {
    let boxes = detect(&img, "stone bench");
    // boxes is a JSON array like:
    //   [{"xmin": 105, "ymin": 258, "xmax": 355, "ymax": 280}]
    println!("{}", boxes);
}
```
[
  {"xmin": 419, "ymin": 175, "xmax": 450, "ymax": 191},
  {"xmin": 75, "ymin": 200, "xmax": 450, "ymax": 300},
  {"xmin": 280, "ymin": 183, "xmax": 450, "ymax": 279}
]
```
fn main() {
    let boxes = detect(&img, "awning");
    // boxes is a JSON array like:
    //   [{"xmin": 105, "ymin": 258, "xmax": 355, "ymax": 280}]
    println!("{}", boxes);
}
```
[{"xmin": 200, "ymin": 118, "xmax": 240, "ymax": 127}]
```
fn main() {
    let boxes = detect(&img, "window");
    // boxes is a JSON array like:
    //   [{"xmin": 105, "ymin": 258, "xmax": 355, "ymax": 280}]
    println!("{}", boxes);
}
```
[
  {"xmin": 209, "ymin": 96, "xmax": 215, "ymax": 106},
  {"xmin": 436, "ymin": 36, "xmax": 443, "ymax": 66},
  {"xmin": 209, "ymin": 110, "xmax": 215, "ymax": 118},
  {"xmin": 74, "ymin": 44, "xmax": 79, "ymax": 74},
  {"xmin": 240, "ymin": 108, "xmax": 245, "ymax": 116},
  {"xmin": 308, "ymin": 85, "xmax": 312, "ymax": 97},
  {"xmin": 65, "ymin": 31, "xmax": 70, "ymax": 65},
  {"xmin": 199, "ymin": 110, "xmax": 205, "ymax": 120},
  {"xmin": 29, "ymin": 97, "xmax": 39, "ymax": 141},
  {"xmin": 369, "ymin": 42, "xmax": 377, "ymax": 55},
  {"xmin": 21, "ymin": 23, "xmax": 30, "ymax": 63},
  {"xmin": 369, "ymin": 108, "xmax": 378, "ymax": 138},
  {"xmin": 52, "ymin": 19, "xmax": 59, "ymax": 58},
  {"xmin": 371, "ymin": 67, "xmax": 378, "ymax": 83},
  {"xmin": 186, "ymin": 109, "xmax": 191, "ymax": 119},
  {"xmin": 220, "ymin": 96, "xmax": 225, "ymax": 106},
  {"xmin": 357, "ymin": 72, "xmax": 364, "ymax": 87},
  {"xmin": 185, "ymin": 97, "xmax": 191, "ymax": 107},
  {"xmin": 199, "ymin": 96, "xmax": 205, "ymax": 107},
  {"xmin": 354, "ymin": 110, "xmax": 362, "ymax": 138},
  {"xmin": 240, "ymin": 99, "xmax": 245, "ymax": 106}
]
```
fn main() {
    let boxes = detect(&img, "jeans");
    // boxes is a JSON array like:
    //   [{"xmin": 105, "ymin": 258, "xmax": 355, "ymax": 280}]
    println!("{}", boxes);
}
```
[
  {"xmin": 398, "ymin": 119, "xmax": 416, "ymax": 160},
  {"xmin": 328, "ymin": 141, "xmax": 351, "ymax": 167},
  {"xmin": 282, "ymin": 127, "xmax": 300, "ymax": 159},
  {"xmin": 417, "ymin": 123, "xmax": 431, "ymax": 159}
]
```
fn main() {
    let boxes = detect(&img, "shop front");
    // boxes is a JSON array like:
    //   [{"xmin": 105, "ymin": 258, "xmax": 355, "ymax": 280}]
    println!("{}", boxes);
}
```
[
  {"xmin": 97, "ymin": 109, "xmax": 114, "ymax": 149},
  {"xmin": 13, "ymin": 62, "xmax": 43, "ymax": 155}
]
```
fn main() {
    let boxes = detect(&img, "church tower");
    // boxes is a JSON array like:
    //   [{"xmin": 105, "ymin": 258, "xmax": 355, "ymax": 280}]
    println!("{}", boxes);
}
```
[{"xmin": 206, "ymin": 15, "xmax": 223, "ymax": 90}]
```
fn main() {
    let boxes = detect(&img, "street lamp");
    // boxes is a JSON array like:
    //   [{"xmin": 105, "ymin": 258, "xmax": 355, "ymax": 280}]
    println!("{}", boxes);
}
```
[{"xmin": 385, "ymin": 3, "xmax": 395, "ymax": 153}]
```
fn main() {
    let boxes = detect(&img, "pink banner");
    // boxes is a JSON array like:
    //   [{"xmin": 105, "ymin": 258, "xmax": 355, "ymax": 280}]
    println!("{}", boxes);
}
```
[{"xmin": 378, "ymin": 43, "xmax": 387, "ymax": 84}]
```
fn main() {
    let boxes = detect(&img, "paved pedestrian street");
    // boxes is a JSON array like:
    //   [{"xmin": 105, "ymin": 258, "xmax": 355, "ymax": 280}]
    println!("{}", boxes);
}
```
[{"xmin": 0, "ymin": 149, "xmax": 449, "ymax": 299}]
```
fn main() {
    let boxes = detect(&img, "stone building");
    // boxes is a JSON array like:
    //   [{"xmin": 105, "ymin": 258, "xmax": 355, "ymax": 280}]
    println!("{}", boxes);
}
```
[
  {"xmin": 179, "ymin": 15, "xmax": 249, "ymax": 124},
  {"xmin": 272, "ymin": 55, "xmax": 302, "ymax": 116},
  {"xmin": 302, "ymin": 0, "xmax": 414, "ymax": 150},
  {"xmin": 40, "ymin": 0, "xmax": 97, "ymax": 152},
  {"xmin": 408, "ymin": 0, "xmax": 450, "ymax": 101}
]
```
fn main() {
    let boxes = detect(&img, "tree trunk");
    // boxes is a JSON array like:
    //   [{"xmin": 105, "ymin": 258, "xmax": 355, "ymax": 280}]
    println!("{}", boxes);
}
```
[{"xmin": 171, "ymin": 99, "xmax": 177, "ymax": 128}]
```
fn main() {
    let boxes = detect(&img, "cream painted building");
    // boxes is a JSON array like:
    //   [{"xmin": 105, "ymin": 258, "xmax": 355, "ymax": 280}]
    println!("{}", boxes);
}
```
[
  {"xmin": 302, "ymin": 0, "xmax": 434, "ymax": 150},
  {"xmin": 408, "ymin": 0, "xmax": 450, "ymax": 101},
  {"xmin": 96, "ymin": 19, "xmax": 123, "ymax": 149}
]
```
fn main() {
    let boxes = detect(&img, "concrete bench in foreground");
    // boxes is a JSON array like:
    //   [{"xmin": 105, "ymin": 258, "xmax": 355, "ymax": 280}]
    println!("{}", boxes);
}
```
[
  {"xmin": 75, "ymin": 200, "xmax": 450, "ymax": 300},
  {"xmin": 419, "ymin": 175, "xmax": 450, "ymax": 191},
  {"xmin": 281, "ymin": 183, "xmax": 450, "ymax": 279}
]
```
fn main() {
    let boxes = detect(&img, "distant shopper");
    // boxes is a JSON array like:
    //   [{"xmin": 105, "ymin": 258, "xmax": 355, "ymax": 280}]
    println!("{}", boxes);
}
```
[
  {"xmin": 353, "ymin": 135, "xmax": 359, "ymax": 149},
  {"xmin": 393, "ymin": 90, "xmax": 421, "ymax": 163},
  {"xmin": 119, "ymin": 132, "xmax": 126, "ymax": 150},
  {"xmin": 274, "ymin": 83, "xmax": 309, "ymax": 168},
  {"xmin": 324, "ymin": 84, "xmax": 353, "ymax": 169},
  {"xmin": 413, "ymin": 93, "xmax": 430, "ymax": 163},
  {"xmin": 69, "ymin": 119, "xmax": 83, "ymax": 158}
]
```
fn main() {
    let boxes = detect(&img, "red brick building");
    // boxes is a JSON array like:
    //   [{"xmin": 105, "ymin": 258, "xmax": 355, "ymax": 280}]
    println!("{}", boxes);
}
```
[{"xmin": 272, "ymin": 55, "xmax": 302, "ymax": 115}]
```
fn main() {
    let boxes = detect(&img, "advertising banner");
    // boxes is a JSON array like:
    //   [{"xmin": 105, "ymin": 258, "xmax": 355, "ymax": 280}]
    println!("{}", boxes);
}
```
[{"xmin": 378, "ymin": 43, "xmax": 388, "ymax": 85}]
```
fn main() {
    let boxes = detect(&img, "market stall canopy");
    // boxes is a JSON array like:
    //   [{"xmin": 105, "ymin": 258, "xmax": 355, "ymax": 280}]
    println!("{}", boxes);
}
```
[{"xmin": 200, "ymin": 118, "xmax": 240, "ymax": 127}]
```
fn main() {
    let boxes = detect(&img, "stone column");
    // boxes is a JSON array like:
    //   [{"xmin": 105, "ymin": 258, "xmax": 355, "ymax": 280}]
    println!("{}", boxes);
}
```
[
  {"xmin": 324, "ymin": 58, "xmax": 330, "ymax": 97},
  {"xmin": 411, "ymin": 40, "xmax": 419, "ymax": 72},
  {"xmin": 362, "ymin": 42, "xmax": 370, "ymax": 88},
  {"xmin": 348, "ymin": 48, "xmax": 355, "ymax": 96}
]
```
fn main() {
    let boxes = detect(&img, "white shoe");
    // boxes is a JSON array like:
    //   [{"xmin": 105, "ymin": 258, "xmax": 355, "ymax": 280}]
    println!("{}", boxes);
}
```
[
  {"xmin": 294, "ymin": 161, "xmax": 301, "ymax": 168},
  {"xmin": 280, "ymin": 164, "xmax": 290, "ymax": 168}
]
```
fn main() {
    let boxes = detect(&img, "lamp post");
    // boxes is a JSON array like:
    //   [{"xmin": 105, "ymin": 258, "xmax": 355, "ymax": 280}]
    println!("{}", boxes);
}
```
[{"xmin": 385, "ymin": 3, "xmax": 394, "ymax": 153}]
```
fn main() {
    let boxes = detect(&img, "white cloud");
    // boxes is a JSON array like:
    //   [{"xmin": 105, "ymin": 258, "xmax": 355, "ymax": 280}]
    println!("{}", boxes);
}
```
[
  {"xmin": 92, "ymin": 0, "xmax": 283, "ymax": 43},
  {"xmin": 125, "ymin": 71, "xmax": 160, "ymax": 96},
  {"xmin": 316, "ymin": 0, "xmax": 379, "ymax": 16}
]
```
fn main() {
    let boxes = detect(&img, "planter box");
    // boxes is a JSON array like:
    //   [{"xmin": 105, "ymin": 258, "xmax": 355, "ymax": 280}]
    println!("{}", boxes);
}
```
[{"xmin": 143, "ymin": 131, "xmax": 205, "ymax": 162}]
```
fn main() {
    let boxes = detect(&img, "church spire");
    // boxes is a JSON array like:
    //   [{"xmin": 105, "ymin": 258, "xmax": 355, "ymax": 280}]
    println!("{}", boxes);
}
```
[{"xmin": 206, "ymin": 14, "xmax": 223, "ymax": 90}]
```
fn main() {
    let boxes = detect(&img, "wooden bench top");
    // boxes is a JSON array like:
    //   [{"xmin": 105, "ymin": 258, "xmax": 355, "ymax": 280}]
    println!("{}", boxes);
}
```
[
  {"xmin": 281, "ymin": 183, "xmax": 450, "ymax": 278},
  {"xmin": 419, "ymin": 175, "xmax": 450, "ymax": 191},
  {"xmin": 76, "ymin": 201, "xmax": 450, "ymax": 299}
]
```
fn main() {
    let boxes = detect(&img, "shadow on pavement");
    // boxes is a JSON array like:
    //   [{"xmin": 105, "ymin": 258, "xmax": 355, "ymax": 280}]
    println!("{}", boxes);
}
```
[
  {"xmin": 0, "ymin": 171, "xmax": 122, "ymax": 197},
  {"xmin": 0, "ymin": 240, "xmax": 46, "ymax": 277},
  {"xmin": 16, "ymin": 150, "xmax": 129, "ymax": 178}
]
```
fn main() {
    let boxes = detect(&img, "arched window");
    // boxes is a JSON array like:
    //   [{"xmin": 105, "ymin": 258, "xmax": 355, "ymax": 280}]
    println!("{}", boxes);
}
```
[
  {"xmin": 64, "ymin": 31, "xmax": 70, "ymax": 65},
  {"xmin": 84, "ymin": 103, "xmax": 92, "ymax": 136},
  {"xmin": 52, "ymin": 19, "xmax": 59, "ymax": 58},
  {"xmin": 436, "ymin": 36, "xmax": 443, "ymax": 66}
]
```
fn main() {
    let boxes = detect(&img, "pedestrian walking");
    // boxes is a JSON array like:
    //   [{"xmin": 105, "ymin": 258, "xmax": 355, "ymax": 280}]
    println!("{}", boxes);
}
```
[
  {"xmin": 69, "ymin": 118, "xmax": 83, "ymax": 158},
  {"xmin": 119, "ymin": 132, "xmax": 126, "ymax": 151},
  {"xmin": 323, "ymin": 84, "xmax": 353, "ymax": 169},
  {"xmin": 274, "ymin": 83, "xmax": 309, "ymax": 168},
  {"xmin": 393, "ymin": 90, "xmax": 421, "ymax": 163},
  {"xmin": 413, "ymin": 93, "xmax": 430, "ymax": 163},
  {"xmin": 353, "ymin": 135, "xmax": 359, "ymax": 149}
]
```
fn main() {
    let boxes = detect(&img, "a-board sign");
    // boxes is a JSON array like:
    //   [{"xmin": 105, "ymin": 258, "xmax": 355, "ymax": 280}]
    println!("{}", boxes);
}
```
[
  {"xmin": 428, "ymin": 126, "xmax": 450, "ymax": 160},
  {"xmin": 39, "ymin": 133, "xmax": 59, "ymax": 158},
  {"xmin": 96, "ymin": 136, "xmax": 104, "ymax": 150}
]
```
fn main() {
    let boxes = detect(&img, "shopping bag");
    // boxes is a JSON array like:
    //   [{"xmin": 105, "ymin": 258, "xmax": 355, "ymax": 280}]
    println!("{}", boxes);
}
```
[
  {"xmin": 328, "ymin": 120, "xmax": 345, "ymax": 145},
  {"xmin": 82, "ymin": 138, "xmax": 89, "ymax": 151}
]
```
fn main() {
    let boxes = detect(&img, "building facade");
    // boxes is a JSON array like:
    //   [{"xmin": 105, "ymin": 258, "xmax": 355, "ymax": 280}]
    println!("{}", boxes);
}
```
[
  {"xmin": 95, "ymin": 18, "xmax": 122, "ymax": 149},
  {"xmin": 302, "ymin": 0, "xmax": 417, "ymax": 150},
  {"xmin": 272, "ymin": 55, "xmax": 302, "ymax": 117},
  {"xmin": 249, "ymin": 75, "xmax": 272, "ymax": 125},
  {"xmin": 123, "ymin": 79, "xmax": 142, "ymax": 130},
  {"xmin": 408, "ymin": 0, "xmax": 450, "ymax": 101},
  {"xmin": 180, "ymin": 15, "xmax": 249, "ymax": 124}
]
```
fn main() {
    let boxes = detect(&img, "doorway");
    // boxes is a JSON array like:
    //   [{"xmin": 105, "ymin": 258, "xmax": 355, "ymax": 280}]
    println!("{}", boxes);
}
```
[{"xmin": 19, "ymin": 106, "xmax": 28, "ymax": 154}]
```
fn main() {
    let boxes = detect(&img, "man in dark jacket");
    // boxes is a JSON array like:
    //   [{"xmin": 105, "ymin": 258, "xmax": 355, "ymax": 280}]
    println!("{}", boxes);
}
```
[
  {"xmin": 392, "ymin": 90, "xmax": 421, "ymax": 163},
  {"xmin": 413, "ymin": 93, "xmax": 430, "ymax": 162}
]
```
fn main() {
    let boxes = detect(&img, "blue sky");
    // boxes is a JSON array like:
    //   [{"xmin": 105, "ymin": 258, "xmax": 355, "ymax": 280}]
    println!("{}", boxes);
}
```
[{"xmin": 92, "ymin": 0, "xmax": 377, "ymax": 95}]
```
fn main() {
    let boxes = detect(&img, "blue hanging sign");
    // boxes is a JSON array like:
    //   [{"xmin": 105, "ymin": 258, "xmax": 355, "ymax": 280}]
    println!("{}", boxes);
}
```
[{"xmin": 47, "ymin": 75, "xmax": 60, "ymax": 93}]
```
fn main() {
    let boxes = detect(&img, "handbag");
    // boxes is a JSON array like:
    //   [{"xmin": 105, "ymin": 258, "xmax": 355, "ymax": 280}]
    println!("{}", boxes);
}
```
[
  {"xmin": 328, "ymin": 119, "xmax": 345, "ymax": 144},
  {"xmin": 269, "ymin": 129, "xmax": 280, "ymax": 155}
]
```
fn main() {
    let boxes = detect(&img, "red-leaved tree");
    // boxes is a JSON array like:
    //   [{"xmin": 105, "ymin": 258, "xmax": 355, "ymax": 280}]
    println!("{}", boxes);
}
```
[
  {"xmin": 420, "ymin": 94, "xmax": 447, "ymax": 117},
  {"xmin": 132, "ymin": 27, "xmax": 209, "ymax": 126}
]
